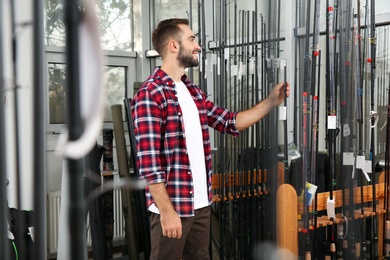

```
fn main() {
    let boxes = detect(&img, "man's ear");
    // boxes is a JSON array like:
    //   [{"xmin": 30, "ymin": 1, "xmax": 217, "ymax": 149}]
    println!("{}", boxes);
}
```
[{"xmin": 168, "ymin": 40, "xmax": 179, "ymax": 53}]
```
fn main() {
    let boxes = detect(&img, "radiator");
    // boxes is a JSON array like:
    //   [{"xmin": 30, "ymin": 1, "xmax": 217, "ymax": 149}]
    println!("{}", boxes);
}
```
[{"xmin": 47, "ymin": 189, "xmax": 125, "ymax": 254}]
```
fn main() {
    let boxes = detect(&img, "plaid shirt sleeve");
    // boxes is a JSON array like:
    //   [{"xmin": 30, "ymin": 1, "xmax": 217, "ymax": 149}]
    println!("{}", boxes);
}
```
[
  {"xmin": 131, "ymin": 87, "xmax": 166, "ymax": 185},
  {"xmin": 204, "ymin": 93, "xmax": 240, "ymax": 136}
]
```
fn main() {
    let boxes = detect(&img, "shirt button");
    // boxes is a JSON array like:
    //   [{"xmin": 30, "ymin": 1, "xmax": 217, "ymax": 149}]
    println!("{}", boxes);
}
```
[
  {"xmin": 189, "ymin": 191, "xmax": 193, "ymax": 194},
  {"xmin": 178, "ymin": 112, "xmax": 181, "ymax": 116},
  {"xmin": 188, "ymin": 171, "xmax": 191, "ymax": 174}
]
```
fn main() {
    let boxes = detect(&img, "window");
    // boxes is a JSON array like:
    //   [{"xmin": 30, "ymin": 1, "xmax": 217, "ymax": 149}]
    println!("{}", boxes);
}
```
[
  {"xmin": 45, "ymin": 48, "xmax": 136, "ymax": 132},
  {"xmin": 45, "ymin": 0, "xmax": 136, "ymax": 132},
  {"xmin": 45, "ymin": 0, "xmax": 133, "ymax": 51}
]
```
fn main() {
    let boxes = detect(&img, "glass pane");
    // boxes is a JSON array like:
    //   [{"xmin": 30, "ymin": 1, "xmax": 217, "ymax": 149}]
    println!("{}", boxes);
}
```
[
  {"xmin": 45, "ymin": 0, "xmax": 133, "ymax": 51},
  {"xmin": 48, "ymin": 63, "xmax": 67, "ymax": 124},
  {"xmin": 45, "ymin": 0, "xmax": 66, "ymax": 47},
  {"xmin": 103, "ymin": 66, "xmax": 126, "ymax": 122},
  {"xmin": 97, "ymin": 0, "xmax": 133, "ymax": 51},
  {"xmin": 47, "ymin": 63, "xmax": 126, "ymax": 124}
]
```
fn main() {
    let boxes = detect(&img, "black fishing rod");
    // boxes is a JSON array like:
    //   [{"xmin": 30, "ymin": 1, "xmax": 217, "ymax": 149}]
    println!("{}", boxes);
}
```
[
  {"xmin": 32, "ymin": 0, "xmax": 47, "ymax": 258},
  {"xmin": 64, "ymin": 0, "xmax": 87, "ymax": 259},
  {"xmin": 200, "ymin": 0, "xmax": 207, "ymax": 92},
  {"xmin": 310, "ymin": 0, "xmax": 321, "ymax": 256},
  {"xmin": 9, "ymin": 0, "xmax": 22, "ymax": 207},
  {"xmin": 258, "ymin": 12, "xmax": 265, "ymax": 244},
  {"xmin": 325, "ymin": 0, "xmax": 338, "ymax": 258},
  {"xmin": 250, "ymin": 9, "xmax": 258, "ymax": 253},
  {"xmin": 9, "ymin": 1, "xmax": 27, "ymax": 257},
  {"xmin": 217, "ymin": 0, "xmax": 227, "ymax": 257},
  {"xmin": 235, "ymin": 9, "xmax": 244, "ymax": 259},
  {"xmin": 283, "ymin": 64, "xmax": 288, "ymax": 180},
  {"xmin": 0, "ymin": 0, "xmax": 10, "ymax": 258},
  {"xmin": 302, "ymin": 90, "xmax": 310, "ymax": 260},
  {"xmin": 369, "ymin": 0, "xmax": 378, "ymax": 258},
  {"xmin": 385, "ymin": 61, "xmax": 390, "ymax": 257},
  {"xmin": 356, "ymin": 1, "xmax": 369, "ymax": 258},
  {"xmin": 347, "ymin": 9, "xmax": 362, "ymax": 260},
  {"xmin": 232, "ymin": 1, "xmax": 239, "ymax": 258},
  {"xmin": 302, "ymin": 0, "xmax": 312, "ymax": 257},
  {"xmin": 338, "ymin": 0, "xmax": 354, "ymax": 258},
  {"xmin": 293, "ymin": 0, "xmax": 299, "ymax": 147}
]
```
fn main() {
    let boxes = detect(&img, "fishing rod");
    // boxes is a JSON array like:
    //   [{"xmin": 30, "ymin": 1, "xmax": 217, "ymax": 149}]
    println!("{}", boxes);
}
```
[
  {"xmin": 369, "ymin": 0, "xmax": 378, "ymax": 257},
  {"xmin": 338, "ymin": 0, "xmax": 354, "ymax": 258},
  {"xmin": 385, "ymin": 62, "xmax": 390, "ymax": 258},
  {"xmin": 346, "ymin": 8, "xmax": 362, "ymax": 260},
  {"xmin": 301, "ymin": 0, "xmax": 312, "ymax": 257},
  {"xmin": 0, "ymin": 0, "xmax": 10, "ymax": 258},
  {"xmin": 32, "ymin": 0, "xmax": 46, "ymax": 258},
  {"xmin": 250, "ymin": 9, "xmax": 258, "ymax": 253},
  {"xmin": 293, "ymin": 0, "xmax": 299, "ymax": 147},
  {"xmin": 302, "ymin": 90, "xmax": 310, "ymax": 260},
  {"xmin": 282, "ymin": 62, "xmax": 288, "ymax": 183},
  {"xmin": 325, "ymin": 0, "xmax": 338, "ymax": 258},
  {"xmin": 9, "ymin": 1, "xmax": 27, "ymax": 257},
  {"xmin": 240, "ymin": 10, "xmax": 250, "ymax": 258},
  {"xmin": 258, "ymin": 12, "xmax": 266, "ymax": 244},
  {"xmin": 232, "ymin": 1, "xmax": 239, "ymax": 258},
  {"xmin": 309, "ymin": 0, "xmax": 321, "ymax": 256},
  {"xmin": 217, "ymin": 0, "xmax": 228, "ymax": 257},
  {"xmin": 63, "ymin": 0, "xmax": 87, "ymax": 258},
  {"xmin": 355, "ymin": 1, "xmax": 369, "ymax": 258}
]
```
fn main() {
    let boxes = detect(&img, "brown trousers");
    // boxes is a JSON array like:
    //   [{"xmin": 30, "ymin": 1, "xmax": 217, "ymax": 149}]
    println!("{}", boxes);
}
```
[{"xmin": 149, "ymin": 206, "xmax": 211, "ymax": 260}]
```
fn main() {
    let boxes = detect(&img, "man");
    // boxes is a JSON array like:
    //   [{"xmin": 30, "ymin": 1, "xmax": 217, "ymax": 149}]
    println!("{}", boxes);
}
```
[{"xmin": 131, "ymin": 18, "xmax": 290, "ymax": 259}]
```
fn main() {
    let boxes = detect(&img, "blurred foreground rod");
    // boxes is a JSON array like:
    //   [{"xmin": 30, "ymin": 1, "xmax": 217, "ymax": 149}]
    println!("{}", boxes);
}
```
[{"xmin": 0, "ymin": 0, "xmax": 10, "ymax": 258}]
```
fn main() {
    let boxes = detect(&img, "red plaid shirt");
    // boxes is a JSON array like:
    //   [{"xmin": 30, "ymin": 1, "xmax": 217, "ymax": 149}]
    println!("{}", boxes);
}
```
[{"xmin": 131, "ymin": 67, "xmax": 239, "ymax": 217}]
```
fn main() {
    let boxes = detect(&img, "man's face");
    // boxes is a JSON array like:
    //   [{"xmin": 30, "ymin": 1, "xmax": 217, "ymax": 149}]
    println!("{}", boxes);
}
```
[{"xmin": 176, "ymin": 24, "xmax": 201, "ymax": 68}]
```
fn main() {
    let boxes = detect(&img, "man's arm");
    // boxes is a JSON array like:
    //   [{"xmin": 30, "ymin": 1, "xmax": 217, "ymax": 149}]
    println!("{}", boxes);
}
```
[
  {"xmin": 235, "ymin": 81, "xmax": 290, "ymax": 131},
  {"xmin": 148, "ymin": 183, "xmax": 182, "ymax": 239}
]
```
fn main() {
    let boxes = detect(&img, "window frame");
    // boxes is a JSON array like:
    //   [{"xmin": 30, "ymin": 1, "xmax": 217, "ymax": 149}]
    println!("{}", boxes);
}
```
[{"xmin": 45, "ymin": 46, "xmax": 137, "ymax": 133}]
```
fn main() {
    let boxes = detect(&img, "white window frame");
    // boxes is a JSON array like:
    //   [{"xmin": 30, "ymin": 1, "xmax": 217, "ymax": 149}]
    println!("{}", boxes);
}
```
[{"xmin": 45, "ymin": 46, "xmax": 137, "ymax": 133}]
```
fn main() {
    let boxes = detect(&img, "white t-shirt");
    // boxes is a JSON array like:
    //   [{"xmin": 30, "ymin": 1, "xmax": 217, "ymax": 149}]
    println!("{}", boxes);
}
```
[{"xmin": 148, "ymin": 81, "xmax": 209, "ymax": 214}]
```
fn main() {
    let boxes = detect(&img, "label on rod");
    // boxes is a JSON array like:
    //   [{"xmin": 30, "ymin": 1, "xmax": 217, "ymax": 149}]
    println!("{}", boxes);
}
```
[
  {"xmin": 224, "ymin": 48, "xmax": 229, "ymax": 60},
  {"xmin": 204, "ymin": 59, "xmax": 207, "ymax": 79},
  {"xmin": 279, "ymin": 106, "xmax": 287, "ymax": 120},
  {"xmin": 217, "ymin": 57, "xmax": 221, "ymax": 75},
  {"xmin": 199, "ymin": 53, "xmax": 202, "ymax": 72},
  {"xmin": 231, "ymin": 65, "xmax": 238, "ymax": 76},
  {"xmin": 343, "ymin": 123, "xmax": 350, "ymax": 137},
  {"xmin": 241, "ymin": 64, "xmax": 247, "ymax": 76},
  {"xmin": 327, "ymin": 115, "xmax": 337, "ymax": 129},
  {"xmin": 238, "ymin": 61, "xmax": 243, "ymax": 79},
  {"xmin": 342, "ymin": 152, "xmax": 354, "ymax": 166},
  {"xmin": 249, "ymin": 57, "xmax": 255, "ymax": 75}
]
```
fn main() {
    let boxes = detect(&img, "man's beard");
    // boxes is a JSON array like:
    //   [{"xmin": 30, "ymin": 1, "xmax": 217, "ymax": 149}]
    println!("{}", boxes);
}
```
[{"xmin": 177, "ymin": 46, "xmax": 199, "ymax": 68}]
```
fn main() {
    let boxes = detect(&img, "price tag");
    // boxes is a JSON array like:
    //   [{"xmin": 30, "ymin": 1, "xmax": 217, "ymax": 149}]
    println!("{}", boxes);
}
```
[
  {"xmin": 279, "ymin": 106, "xmax": 287, "ymax": 120},
  {"xmin": 327, "ymin": 115, "xmax": 337, "ymax": 129},
  {"xmin": 231, "ymin": 65, "xmax": 238, "ymax": 76}
]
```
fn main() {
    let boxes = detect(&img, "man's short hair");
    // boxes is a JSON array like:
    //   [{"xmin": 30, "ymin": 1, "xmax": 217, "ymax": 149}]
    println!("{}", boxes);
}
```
[{"xmin": 152, "ymin": 18, "xmax": 190, "ymax": 58}]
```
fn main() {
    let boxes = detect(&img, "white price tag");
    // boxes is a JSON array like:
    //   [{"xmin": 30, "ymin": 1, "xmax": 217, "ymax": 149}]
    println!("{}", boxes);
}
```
[
  {"xmin": 224, "ymin": 48, "xmax": 230, "ymax": 60},
  {"xmin": 279, "ymin": 106, "xmax": 287, "ymax": 120},
  {"xmin": 343, "ymin": 123, "xmax": 350, "ymax": 137},
  {"xmin": 231, "ymin": 65, "xmax": 238, "ymax": 76},
  {"xmin": 249, "ymin": 57, "xmax": 255, "ymax": 75},
  {"xmin": 327, "ymin": 115, "xmax": 337, "ymax": 129},
  {"xmin": 343, "ymin": 152, "xmax": 354, "ymax": 166}
]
